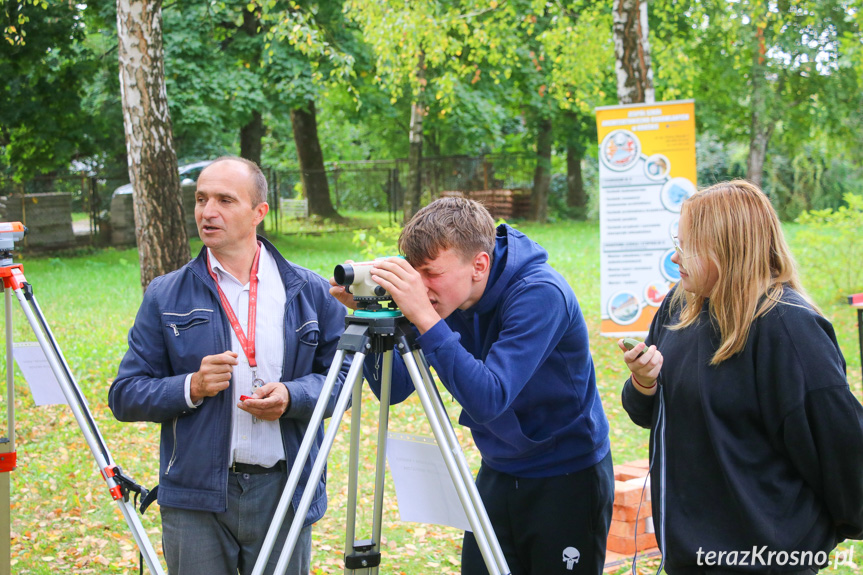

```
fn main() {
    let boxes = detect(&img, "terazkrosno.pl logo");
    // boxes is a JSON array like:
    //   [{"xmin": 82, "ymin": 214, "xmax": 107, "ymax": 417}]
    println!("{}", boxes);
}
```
[{"xmin": 696, "ymin": 546, "xmax": 855, "ymax": 570}]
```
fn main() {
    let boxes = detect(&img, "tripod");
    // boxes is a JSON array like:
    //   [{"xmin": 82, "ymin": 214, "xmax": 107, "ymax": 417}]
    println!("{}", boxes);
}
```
[
  {"xmin": 252, "ymin": 310, "xmax": 511, "ymax": 575},
  {"xmin": 0, "ymin": 228, "xmax": 164, "ymax": 575}
]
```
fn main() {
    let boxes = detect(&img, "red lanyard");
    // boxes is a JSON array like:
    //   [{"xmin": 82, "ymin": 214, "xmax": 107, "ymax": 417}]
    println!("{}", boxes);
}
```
[{"xmin": 207, "ymin": 243, "xmax": 262, "ymax": 369}]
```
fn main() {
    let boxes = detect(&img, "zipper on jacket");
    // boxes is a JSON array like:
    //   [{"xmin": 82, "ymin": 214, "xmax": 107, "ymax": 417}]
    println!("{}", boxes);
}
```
[
  {"xmin": 167, "ymin": 319, "xmax": 208, "ymax": 337},
  {"xmin": 165, "ymin": 417, "xmax": 178, "ymax": 475},
  {"xmin": 162, "ymin": 308, "xmax": 214, "ymax": 317}
]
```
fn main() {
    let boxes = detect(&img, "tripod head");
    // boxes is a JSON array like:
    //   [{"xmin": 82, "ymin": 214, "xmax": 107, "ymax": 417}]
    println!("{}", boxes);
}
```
[{"xmin": 0, "ymin": 222, "xmax": 27, "ymax": 267}]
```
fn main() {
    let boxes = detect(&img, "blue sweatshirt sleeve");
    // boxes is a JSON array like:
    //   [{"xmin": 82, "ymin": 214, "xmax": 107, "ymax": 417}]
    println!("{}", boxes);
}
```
[{"xmin": 415, "ymin": 280, "xmax": 571, "ymax": 424}]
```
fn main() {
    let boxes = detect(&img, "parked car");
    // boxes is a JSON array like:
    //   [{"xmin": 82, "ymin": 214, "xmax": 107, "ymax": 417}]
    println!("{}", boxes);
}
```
[
  {"xmin": 109, "ymin": 161, "xmax": 211, "ymax": 244},
  {"xmin": 110, "ymin": 160, "xmax": 213, "ymax": 198}
]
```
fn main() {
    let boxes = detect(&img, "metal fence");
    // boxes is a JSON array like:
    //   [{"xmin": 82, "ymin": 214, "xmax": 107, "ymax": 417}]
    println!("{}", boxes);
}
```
[
  {"xmin": 266, "ymin": 153, "xmax": 536, "ymax": 226},
  {"xmin": 0, "ymin": 153, "xmax": 538, "ymax": 246}
]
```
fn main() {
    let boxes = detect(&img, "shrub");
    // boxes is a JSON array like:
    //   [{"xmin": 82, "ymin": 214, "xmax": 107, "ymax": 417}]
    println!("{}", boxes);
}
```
[
  {"xmin": 795, "ymin": 193, "xmax": 863, "ymax": 302},
  {"xmin": 352, "ymin": 223, "xmax": 402, "ymax": 260}
]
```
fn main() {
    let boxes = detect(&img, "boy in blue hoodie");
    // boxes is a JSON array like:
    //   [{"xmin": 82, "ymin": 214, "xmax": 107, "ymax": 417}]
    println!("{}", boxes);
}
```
[{"xmin": 330, "ymin": 197, "xmax": 613, "ymax": 575}]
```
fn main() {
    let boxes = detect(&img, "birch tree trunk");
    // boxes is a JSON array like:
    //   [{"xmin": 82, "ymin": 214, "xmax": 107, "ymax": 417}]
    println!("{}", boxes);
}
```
[
  {"xmin": 613, "ymin": 0, "xmax": 655, "ymax": 104},
  {"xmin": 746, "ymin": 26, "xmax": 774, "ymax": 189},
  {"xmin": 405, "ymin": 51, "xmax": 426, "ymax": 223},
  {"xmin": 117, "ymin": 0, "xmax": 189, "ymax": 290}
]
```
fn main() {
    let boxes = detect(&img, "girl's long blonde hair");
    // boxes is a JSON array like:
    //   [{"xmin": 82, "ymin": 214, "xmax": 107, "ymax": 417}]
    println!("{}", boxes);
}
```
[{"xmin": 669, "ymin": 180, "xmax": 820, "ymax": 365}]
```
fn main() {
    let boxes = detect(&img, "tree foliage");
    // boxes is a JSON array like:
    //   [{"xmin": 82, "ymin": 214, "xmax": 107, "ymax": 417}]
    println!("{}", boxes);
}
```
[
  {"xmin": 2, "ymin": 0, "xmax": 863, "ymax": 222},
  {"xmin": 648, "ymin": 0, "xmax": 862, "ymax": 191},
  {"xmin": 0, "ymin": 1, "xmax": 97, "ymax": 180},
  {"xmin": 2, "ymin": 0, "xmax": 47, "ymax": 46}
]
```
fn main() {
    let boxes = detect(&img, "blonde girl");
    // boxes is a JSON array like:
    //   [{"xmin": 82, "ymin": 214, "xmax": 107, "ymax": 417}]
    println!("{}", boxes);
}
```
[{"xmin": 619, "ymin": 180, "xmax": 863, "ymax": 574}]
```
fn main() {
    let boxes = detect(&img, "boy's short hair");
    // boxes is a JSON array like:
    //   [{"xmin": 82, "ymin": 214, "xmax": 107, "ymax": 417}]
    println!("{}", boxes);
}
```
[{"xmin": 399, "ymin": 197, "xmax": 496, "ymax": 265}]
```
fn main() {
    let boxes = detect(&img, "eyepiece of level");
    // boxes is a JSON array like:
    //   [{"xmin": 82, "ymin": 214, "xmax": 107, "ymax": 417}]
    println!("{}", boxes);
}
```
[{"xmin": 333, "ymin": 264, "xmax": 354, "ymax": 286}]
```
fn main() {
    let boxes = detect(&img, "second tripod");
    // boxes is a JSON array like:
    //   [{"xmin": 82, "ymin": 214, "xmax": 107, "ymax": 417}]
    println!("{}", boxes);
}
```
[{"xmin": 253, "ymin": 311, "xmax": 511, "ymax": 575}]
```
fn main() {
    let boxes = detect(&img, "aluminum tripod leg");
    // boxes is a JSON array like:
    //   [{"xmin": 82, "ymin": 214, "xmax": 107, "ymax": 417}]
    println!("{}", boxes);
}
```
[
  {"xmin": 252, "ymin": 349, "xmax": 365, "ymax": 575},
  {"xmin": 400, "ymin": 348, "xmax": 510, "ymax": 575},
  {"xmin": 257, "ymin": 314, "xmax": 510, "ymax": 575},
  {"xmin": 410, "ymin": 349, "xmax": 509, "ymax": 572},
  {"xmin": 7, "ymin": 287, "xmax": 164, "ymax": 575},
  {"xmin": 3, "ymin": 289, "xmax": 15, "ymax": 457},
  {"xmin": 341, "ymin": 344, "xmax": 510, "ymax": 575},
  {"xmin": 342, "ymin": 350, "xmax": 394, "ymax": 574},
  {"xmin": 0, "ymin": 289, "xmax": 15, "ymax": 575}
]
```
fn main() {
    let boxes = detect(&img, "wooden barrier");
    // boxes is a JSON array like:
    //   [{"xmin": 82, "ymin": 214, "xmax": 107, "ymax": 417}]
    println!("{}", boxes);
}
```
[{"xmin": 440, "ymin": 189, "xmax": 532, "ymax": 220}]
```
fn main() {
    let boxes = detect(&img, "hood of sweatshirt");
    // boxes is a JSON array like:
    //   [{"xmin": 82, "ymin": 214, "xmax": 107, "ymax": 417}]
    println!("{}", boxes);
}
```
[{"xmin": 471, "ymin": 223, "xmax": 550, "ymax": 316}]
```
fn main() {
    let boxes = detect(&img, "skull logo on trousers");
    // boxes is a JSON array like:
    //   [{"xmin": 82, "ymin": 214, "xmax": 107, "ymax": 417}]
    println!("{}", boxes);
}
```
[{"xmin": 562, "ymin": 546, "xmax": 581, "ymax": 570}]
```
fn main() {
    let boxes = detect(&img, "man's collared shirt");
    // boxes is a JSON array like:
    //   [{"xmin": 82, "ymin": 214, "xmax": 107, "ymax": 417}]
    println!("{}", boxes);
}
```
[{"xmin": 184, "ymin": 244, "xmax": 287, "ymax": 468}]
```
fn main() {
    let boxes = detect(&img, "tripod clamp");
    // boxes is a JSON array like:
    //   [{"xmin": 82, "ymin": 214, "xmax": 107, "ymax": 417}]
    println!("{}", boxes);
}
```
[{"xmin": 102, "ymin": 465, "xmax": 150, "ymax": 504}]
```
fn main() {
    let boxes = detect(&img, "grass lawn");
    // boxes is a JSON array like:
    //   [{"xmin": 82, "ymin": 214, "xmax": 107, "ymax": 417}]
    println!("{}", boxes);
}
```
[{"xmin": 1, "ymin": 219, "xmax": 861, "ymax": 574}]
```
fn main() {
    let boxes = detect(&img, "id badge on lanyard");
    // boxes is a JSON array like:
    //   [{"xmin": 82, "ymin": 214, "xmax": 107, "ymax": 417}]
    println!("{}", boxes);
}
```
[{"xmin": 208, "ymin": 243, "xmax": 266, "ymax": 420}]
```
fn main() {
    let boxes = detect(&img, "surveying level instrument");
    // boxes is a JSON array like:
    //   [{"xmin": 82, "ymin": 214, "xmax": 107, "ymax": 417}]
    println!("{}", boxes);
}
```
[
  {"xmin": 0, "ymin": 223, "xmax": 164, "ymax": 575},
  {"xmin": 252, "ymin": 266, "xmax": 511, "ymax": 575}
]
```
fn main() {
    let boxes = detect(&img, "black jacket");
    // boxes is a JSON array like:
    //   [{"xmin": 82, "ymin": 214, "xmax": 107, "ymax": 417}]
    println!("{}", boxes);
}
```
[{"xmin": 622, "ymin": 286, "xmax": 863, "ymax": 573}]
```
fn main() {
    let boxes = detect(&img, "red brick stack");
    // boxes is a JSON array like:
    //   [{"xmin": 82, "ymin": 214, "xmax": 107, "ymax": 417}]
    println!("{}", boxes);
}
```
[{"xmin": 606, "ymin": 459, "xmax": 658, "ymax": 559}]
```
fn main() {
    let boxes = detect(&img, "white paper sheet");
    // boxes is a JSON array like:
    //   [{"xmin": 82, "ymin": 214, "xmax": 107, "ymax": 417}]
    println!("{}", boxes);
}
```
[
  {"xmin": 13, "ymin": 342, "xmax": 68, "ymax": 406},
  {"xmin": 386, "ymin": 433, "xmax": 471, "ymax": 531}
]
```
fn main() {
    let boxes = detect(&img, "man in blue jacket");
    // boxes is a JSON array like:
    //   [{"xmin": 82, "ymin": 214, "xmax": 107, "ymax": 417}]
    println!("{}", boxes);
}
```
[
  {"xmin": 111, "ymin": 157, "xmax": 350, "ymax": 575},
  {"xmin": 330, "ymin": 197, "xmax": 613, "ymax": 575}
]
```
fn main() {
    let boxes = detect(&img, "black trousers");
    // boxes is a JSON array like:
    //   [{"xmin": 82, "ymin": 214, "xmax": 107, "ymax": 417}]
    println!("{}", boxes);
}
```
[{"xmin": 461, "ymin": 452, "xmax": 614, "ymax": 575}]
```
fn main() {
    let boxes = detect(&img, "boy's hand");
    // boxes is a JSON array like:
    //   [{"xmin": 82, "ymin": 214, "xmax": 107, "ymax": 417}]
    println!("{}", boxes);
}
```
[
  {"xmin": 370, "ymin": 257, "xmax": 441, "ymax": 333},
  {"xmin": 329, "ymin": 278, "xmax": 359, "ymax": 310}
]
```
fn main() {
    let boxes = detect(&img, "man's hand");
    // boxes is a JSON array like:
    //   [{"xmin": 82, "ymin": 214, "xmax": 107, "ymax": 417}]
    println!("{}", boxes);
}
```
[
  {"xmin": 238, "ymin": 382, "xmax": 290, "ymax": 421},
  {"xmin": 190, "ymin": 351, "xmax": 238, "ymax": 403},
  {"xmin": 329, "ymin": 259, "xmax": 359, "ymax": 310},
  {"xmin": 329, "ymin": 278, "xmax": 359, "ymax": 310},
  {"xmin": 370, "ymin": 257, "xmax": 441, "ymax": 333}
]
